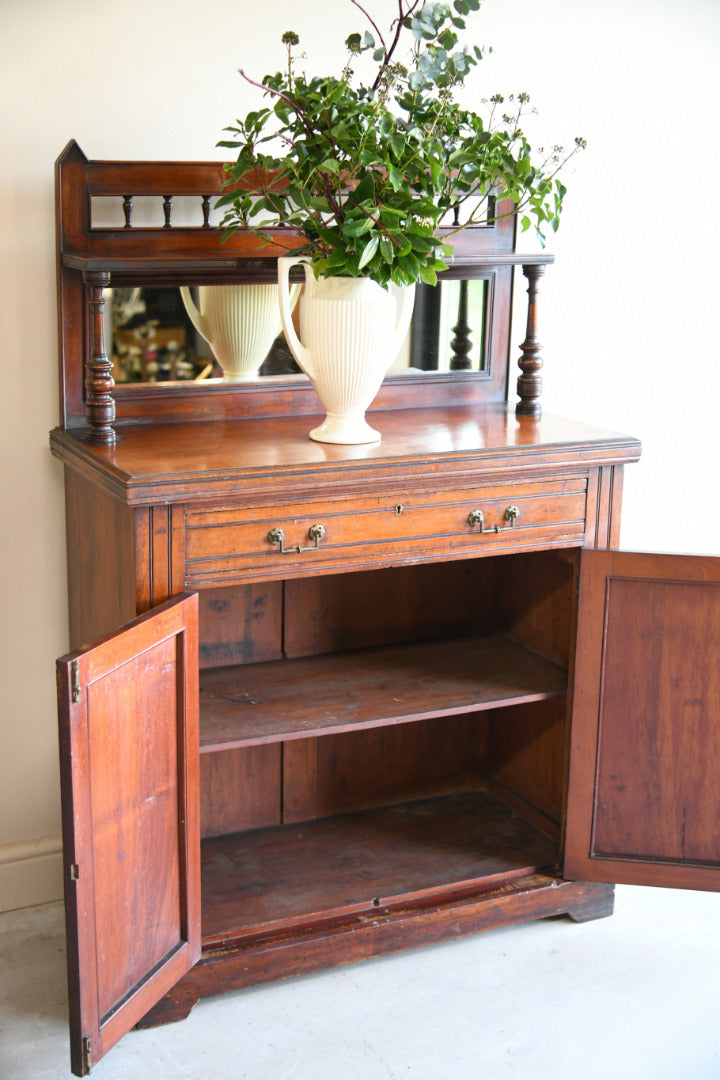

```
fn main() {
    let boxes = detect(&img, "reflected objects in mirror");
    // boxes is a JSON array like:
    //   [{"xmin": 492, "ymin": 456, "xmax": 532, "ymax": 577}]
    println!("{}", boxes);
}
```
[
  {"xmin": 105, "ymin": 286, "xmax": 300, "ymax": 384},
  {"xmin": 106, "ymin": 278, "xmax": 487, "ymax": 388},
  {"xmin": 405, "ymin": 278, "xmax": 487, "ymax": 374},
  {"xmin": 107, "ymin": 286, "xmax": 218, "ymax": 383}
]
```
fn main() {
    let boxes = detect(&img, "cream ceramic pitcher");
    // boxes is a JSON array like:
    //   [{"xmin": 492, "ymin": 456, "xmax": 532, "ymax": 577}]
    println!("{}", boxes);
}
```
[
  {"xmin": 180, "ymin": 283, "xmax": 298, "ymax": 382},
  {"xmin": 278, "ymin": 256, "xmax": 415, "ymax": 444}
]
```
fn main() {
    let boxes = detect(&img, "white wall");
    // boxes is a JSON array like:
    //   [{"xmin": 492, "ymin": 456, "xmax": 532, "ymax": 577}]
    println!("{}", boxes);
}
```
[{"xmin": 1, "ymin": 0, "xmax": 718, "ymax": 910}]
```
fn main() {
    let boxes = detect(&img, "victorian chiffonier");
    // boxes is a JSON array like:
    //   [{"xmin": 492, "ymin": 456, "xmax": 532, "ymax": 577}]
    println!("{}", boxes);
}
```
[{"xmin": 51, "ymin": 142, "xmax": 720, "ymax": 1076}]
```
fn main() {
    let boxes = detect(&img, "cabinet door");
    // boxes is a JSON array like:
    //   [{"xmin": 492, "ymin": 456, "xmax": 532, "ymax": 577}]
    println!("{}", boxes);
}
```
[
  {"xmin": 565, "ymin": 550, "xmax": 720, "ymax": 891},
  {"xmin": 57, "ymin": 593, "xmax": 200, "ymax": 1076}
]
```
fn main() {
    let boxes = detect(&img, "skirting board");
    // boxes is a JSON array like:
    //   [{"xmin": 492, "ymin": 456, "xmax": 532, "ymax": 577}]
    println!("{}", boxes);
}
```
[{"xmin": 0, "ymin": 836, "xmax": 63, "ymax": 912}]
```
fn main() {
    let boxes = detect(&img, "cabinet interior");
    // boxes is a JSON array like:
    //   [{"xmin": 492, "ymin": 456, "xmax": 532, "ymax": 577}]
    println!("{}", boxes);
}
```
[{"xmin": 196, "ymin": 549, "xmax": 578, "ymax": 946}]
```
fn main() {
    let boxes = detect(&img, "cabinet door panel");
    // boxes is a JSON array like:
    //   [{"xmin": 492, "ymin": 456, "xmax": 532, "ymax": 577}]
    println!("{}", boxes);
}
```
[
  {"xmin": 57, "ymin": 593, "xmax": 200, "ymax": 1076},
  {"xmin": 565, "ymin": 551, "xmax": 720, "ymax": 891}
]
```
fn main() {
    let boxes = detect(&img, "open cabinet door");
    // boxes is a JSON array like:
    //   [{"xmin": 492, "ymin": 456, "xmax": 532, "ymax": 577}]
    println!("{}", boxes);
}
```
[
  {"xmin": 57, "ymin": 593, "xmax": 200, "ymax": 1076},
  {"xmin": 565, "ymin": 550, "xmax": 720, "ymax": 891}
]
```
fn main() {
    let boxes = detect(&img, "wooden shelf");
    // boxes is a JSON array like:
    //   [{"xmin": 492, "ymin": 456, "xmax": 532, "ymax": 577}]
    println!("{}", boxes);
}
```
[
  {"xmin": 61, "ymin": 249, "xmax": 555, "ymax": 278},
  {"xmin": 199, "ymin": 633, "xmax": 567, "ymax": 751},
  {"xmin": 200, "ymin": 789, "xmax": 559, "ymax": 945}
]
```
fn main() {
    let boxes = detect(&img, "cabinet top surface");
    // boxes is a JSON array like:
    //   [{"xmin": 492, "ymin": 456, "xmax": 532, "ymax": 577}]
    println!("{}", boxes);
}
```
[{"xmin": 50, "ymin": 405, "xmax": 641, "ymax": 506}]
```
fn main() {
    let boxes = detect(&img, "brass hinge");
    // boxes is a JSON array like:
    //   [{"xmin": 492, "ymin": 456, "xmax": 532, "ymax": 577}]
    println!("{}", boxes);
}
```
[
  {"xmin": 82, "ymin": 1035, "xmax": 92, "ymax": 1072},
  {"xmin": 71, "ymin": 660, "xmax": 80, "ymax": 704}
]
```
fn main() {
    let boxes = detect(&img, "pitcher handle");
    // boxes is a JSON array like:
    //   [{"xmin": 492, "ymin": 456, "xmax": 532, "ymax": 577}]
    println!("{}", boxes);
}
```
[
  {"xmin": 278, "ymin": 256, "xmax": 314, "ymax": 381},
  {"xmin": 389, "ymin": 283, "xmax": 417, "ymax": 371},
  {"xmin": 179, "ymin": 286, "xmax": 209, "ymax": 343}
]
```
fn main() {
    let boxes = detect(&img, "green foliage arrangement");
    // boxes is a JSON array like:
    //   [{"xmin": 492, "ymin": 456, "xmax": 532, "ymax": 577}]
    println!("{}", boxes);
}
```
[{"xmin": 217, "ymin": 0, "xmax": 585, "ymax": 288}]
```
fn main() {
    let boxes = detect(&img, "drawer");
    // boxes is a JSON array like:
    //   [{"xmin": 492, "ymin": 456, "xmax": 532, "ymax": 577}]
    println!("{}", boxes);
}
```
[{"xmin": 184, "ymin": 478, "xmax": 588, "ymax": 585}]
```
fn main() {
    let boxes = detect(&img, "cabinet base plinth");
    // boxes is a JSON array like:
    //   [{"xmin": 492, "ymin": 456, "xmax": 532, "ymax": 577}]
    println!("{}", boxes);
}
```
[{"xmin": 137, "ymin": 875, "xmax": 614, "ymax": 1029}]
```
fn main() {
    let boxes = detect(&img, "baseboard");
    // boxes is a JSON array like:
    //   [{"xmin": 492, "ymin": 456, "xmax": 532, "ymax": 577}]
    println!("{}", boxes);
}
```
[{"xmin": 0, "ymin": 836, "xmax": 64, "ymax": 912}]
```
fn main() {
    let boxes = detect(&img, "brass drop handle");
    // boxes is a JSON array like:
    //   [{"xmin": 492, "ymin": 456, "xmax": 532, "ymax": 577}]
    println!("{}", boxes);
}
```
[
  {"xmin": 267, "ymin": 524, "xmax": 326, "ymax": 554},
  {"xmin": 467, "ymin": 506, "xmax": 520, "ymax": 534}
]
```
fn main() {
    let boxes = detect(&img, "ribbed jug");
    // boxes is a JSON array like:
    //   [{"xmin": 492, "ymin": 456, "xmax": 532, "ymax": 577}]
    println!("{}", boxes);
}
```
[
  {"xmin": 278, "ymin": 257, "xmax": 415, "ymax": 444},
  {"xmin": 180, "ymin": 283, "xmax": 298, "ymax": 382}
]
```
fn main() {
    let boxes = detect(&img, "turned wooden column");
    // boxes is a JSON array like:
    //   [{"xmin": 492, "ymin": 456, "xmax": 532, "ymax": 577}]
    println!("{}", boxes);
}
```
[
  {"xmin": 515, "ymin": 263, "xmax": 545, "ymax": 417},
  {"xmin": 83, "ymin": 271, "xmax": 116, "ymax": 442},
  {"xmin": 450, "ymin": 280, "xmax": 473, "ymax": 370}
]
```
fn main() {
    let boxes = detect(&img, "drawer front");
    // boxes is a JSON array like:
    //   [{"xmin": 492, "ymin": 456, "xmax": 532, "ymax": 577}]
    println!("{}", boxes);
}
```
[{"xmin": 184, "ymin": 478, "xmax": 588, "ymax": 585}]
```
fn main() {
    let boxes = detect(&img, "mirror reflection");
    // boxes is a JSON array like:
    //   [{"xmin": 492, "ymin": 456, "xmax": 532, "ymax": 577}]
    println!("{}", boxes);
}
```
[
  {"xmin": 408, "ymin": 280, "xmax": 487, "ymax": 374},
  {"xmin": 106, "ymin": 279, "xmax": 487, "ymax": 386}
]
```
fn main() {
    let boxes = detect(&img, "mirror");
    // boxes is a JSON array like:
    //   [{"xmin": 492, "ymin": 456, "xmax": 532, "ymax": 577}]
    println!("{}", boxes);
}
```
[
  {"xmin": 408, "ymin": 280, "xmax": 487, "ymax": 374},
  {"xmin": 106, "ymin": 279, "xmax": 488, "ymax": 387}
]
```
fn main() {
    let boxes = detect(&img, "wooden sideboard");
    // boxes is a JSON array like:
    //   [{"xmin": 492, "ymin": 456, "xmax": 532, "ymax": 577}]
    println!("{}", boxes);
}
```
[{"xmin": 52, "ymin": 143, "xmax": 720, "ymax": 1077}]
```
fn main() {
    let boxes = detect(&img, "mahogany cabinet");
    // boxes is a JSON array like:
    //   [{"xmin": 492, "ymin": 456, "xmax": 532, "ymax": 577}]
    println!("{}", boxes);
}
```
[{"xmin": 52, "ymin": 144, "xmax": 720, "ymax": 1076}]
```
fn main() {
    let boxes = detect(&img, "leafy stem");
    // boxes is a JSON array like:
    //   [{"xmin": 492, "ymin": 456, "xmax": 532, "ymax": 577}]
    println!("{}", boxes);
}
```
[
  {"xmin": 219, "ymin": 2, "xmax": 585, "ymax": 286},
  {"xmin": 238, "ymin": 68, "xmax": 313, "ymax": 137},
  {"xmin": 370, "ymin": 0, "xmax": 422, "ymax": 90},
  {"xmin": 349, "ymin": 0, "xmax": 388, "ymax": 58}
]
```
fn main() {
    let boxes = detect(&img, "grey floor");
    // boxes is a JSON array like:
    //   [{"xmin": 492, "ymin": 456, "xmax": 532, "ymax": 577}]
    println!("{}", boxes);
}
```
[{"xmin": 1, "ymin": 886, "xmax": 719, "ymax": 1080}]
